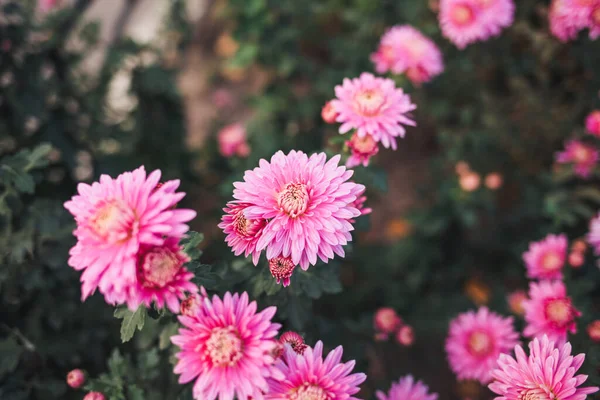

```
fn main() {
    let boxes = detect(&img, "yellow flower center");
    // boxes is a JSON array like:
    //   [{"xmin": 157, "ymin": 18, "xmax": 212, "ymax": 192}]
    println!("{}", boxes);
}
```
[
  {"xmin": 290, "ymin": 384, "xmax": 328, "ymax": 400},
  {"xmin": 206, "ymin": 326, "xmax": 244, "ymax": 367},
  {"xmin": 451, "ymin": 4, "xmax": 475, "ymax": 25},
  {"xmin": 545, "ymin": 298, "xmax": 573, "ymax": 327},
  {"xmin": 89, "ymin": 200, "xmax": 134, "ymax": 243},
  {"xmin": 541, "ymin": 251, "xmax": 563, "ymax": 272},
  {"xmin": 467, "ymin": 330, "xmax": 494, "ymax": 358},
  {"xmin": 352, "ymin": 89, "xmax": 386, "ymax": 117}
]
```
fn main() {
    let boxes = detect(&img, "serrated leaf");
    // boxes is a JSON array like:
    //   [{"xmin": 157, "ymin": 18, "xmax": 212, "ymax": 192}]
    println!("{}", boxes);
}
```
[
  {"xmin": 159, "ymin": 323, "xmax": 179, "ymax": 350},
  {"xmin": 114, "ymin": 306, "xmax": 146, "ymax": 343}
]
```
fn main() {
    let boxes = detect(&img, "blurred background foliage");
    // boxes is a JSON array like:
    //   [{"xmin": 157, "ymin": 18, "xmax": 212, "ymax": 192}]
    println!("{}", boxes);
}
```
[{"xmin": 1, "ymin": 0, "xmax": 600, "ymax": 399}]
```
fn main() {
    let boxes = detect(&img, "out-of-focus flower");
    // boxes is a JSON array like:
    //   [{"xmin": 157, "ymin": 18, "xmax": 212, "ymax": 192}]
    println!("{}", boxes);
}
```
[
  {"xmin": 484, "ymin": 172, "xmax": 503, "ymax": 190},
  {"xmin": 385, "ymin": 219, "xmax": 413, "ymax": 240},
  {"xmin": 572, "ymin": 239, "xmax": 587, "ymax": 253},
  {"xmin": 212, "ymin": 88, "xmax": 235, "ymax": 109},
  {"xmin": 346, "ymin": 132, "xmax": 379, "ymax": 168},
  {"xmin": 83, "ymin": 393, "xmax": 105, "ymax": 400},
  {"xmin": 586, "ymin": 110, "xmax": 600, "ymax": 136},
  {"xmin": 371, "ymin": 25, "xmax": 444, "ymax": 84},
  {"xmin": 489, "ymin": 335, "xmax": 599, "ymax": 400},
  {"xmin": 588, "ymin": 212, "xmax": 600, "ymax": 255},
  {"xmin": 523, "ymin": 280, "xmax": 581, "ymax": 344},
  {"xmin": 218, "ymin": 123, "xmax": 250, "ymax": 158},
  {"xmin": 374, "ymin": 307, "xmax": 402, "ymax": 334},
  {"xmin": 459, "ymin": 171, "xmax": 481, "ymax": 191},
  {"xmin": 556, "ymin": 139, "xmax": 598, "ymax": 178},
  {"xmin": 321, "ymin": 100, "xmax": 338, "ymax": 123},
  {"xmin": 331, "ymin": 72, "xmax": 416, "ymax": 150},
  {"xmin": 396, "ymin": 325, "xmax": 415, "ymax": 346},
  {"xmin": 568, "ymin": 251, "xmax": 585, "ymax": 268},
  {"xmin": 455, "ymin": 161, "xmax": 471, "ymax": 175},
  {"xmin": 446, "ymin": 307, "xmax": 519, "ymax": 384},
  {"xmin": 507, "ymin": 290, "xmax": 527, "ymax": 316},
  {"xmin": 549, "ymin": 0, "xmax": 600, "ymax": 41},
  {"xmin": 464, "ymin": 278, "xmax": 490, "ymax": 305},
  {"xmin": 66, "ymin": 369, "xmax": 85, "ymax": 389},
  {"xmin": 376, "ymin": 375, "xmax": 438, "ymax": 400},
  {"xmin": 588, "ymin": 320, "xmax": 600, "ymax": 342},
  {"xmin": 522, "ymin": 234, "xmax": 568, "ymax": 280}
]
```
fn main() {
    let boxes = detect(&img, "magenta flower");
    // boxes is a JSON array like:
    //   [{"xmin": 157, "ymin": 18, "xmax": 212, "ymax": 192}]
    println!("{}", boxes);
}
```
[
  {"xmin": 549, "ymin": 0, "xmax": 600, "ymax": 41},
  {"xmin": 127, "ymin": 237, "xmax": 197, "ymax": 313},
  {"xmin": 349, "ymin": 185, "xmax": 372, "ymax": 223},
  {"xmin": 370, "ymin": 25, "xmax": 444, "ymax": 84},
  {"xmin": 219, "ymin": 202, "xmax": 267, "ymax": 265},
  {"xmin": 226, "ymin": 150, "xmax": 364, "ymax": 270},
  {"xmin": 278, "ymin": 331, "xmax": 307, "ymax": 355},
  {"xmin": 523, "ymin": 234, "xmax": 568, "ymax": 280},
  {"xmin": 587, "ymin": 212, "xmax": 600, "ymax": 254},
  {"xmin": 218, "ymin": 123, "xmax": 250, "ymax": 158},
  {"xmin": 331, "ymin": 73, "xmax": 416, "ymax": 150},
  {"xmin": 556, "ymin": 140, "xmax": 599, "ymax": 178},
  {"xmin": 268, "ymin": 256, "xmax": 296, "ymax": 287},
  {"xmin": 586, "ymin": 110, "xmax": 600, "ymax": 136},
  {"xmin": 376, "ymin": 375, "xmax": 438, "ymax": 400},
  {"xmin": 446, "ymin": 307, "xmax": 519, "ymax": 384},
  {"xmin": 266, "ymin": 341, "xmax": 366, "ymax": 400},
  {"xmin": 346, "ymin": 132, "xmax": 379, "ymax": 168},
  {"xmin": 171, "ymin": 291, "xmax": 282, "ymax": 400},
  {"xmin": 64, "ymin": 167, "xmax": 196, "ymax": 305},
  {"xmin": 489, "ymin": 335, "xmax": 599, "ymax": 400},
  {"xmin": 523, "ymin": 280, "xmax": 581, "ymax": 344},
  {"xmin": 439, "ymin": 0, "xmax": 514, "ymax": 49}
]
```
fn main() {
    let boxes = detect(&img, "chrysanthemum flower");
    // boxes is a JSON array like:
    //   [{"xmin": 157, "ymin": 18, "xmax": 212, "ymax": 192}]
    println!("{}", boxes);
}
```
[
  {"xmin": 587, "ymin": 212, "xmax": 600, "ymax": 254},
  {"xmin": 346, "ymin": 133, "xmax": 379, "ymax": 168},
  {"xmin": 523, "ymin": 234, "xmax": 568, "ymax": 280},
  {"xmin": 228, "ymin": 150, "xmax": 364, "ymax": 270},
  {"xmin": 370, "ymin": 25, "xmax": 444, "ymax": 84},
  {"xmin": 64, "ymin": 167, "xmax": 196, "ymax": 305},
  {"xmin": 556, "ymin": 140, "xmax": 599, "ymax": 178},
  {"xmin": 266, "ymin": 341, "xmax": 366, "ymax": 400},
  {"xmin": 376, "ymin": 375, "xmax": 438, "ymax": 400},
  {"xmin": 446, "ymin": 307, "xmax": 519, "ymax": 384},
  {"xmin": 269, "ymin": 256, "xmax": 296, "ymax": 287},
  {"xmin": 523, "ymin": 280, "xmax": 581, "ymax": 344},
  {"xmin": 331, "ymin": 73, "xmax": 416, "ymax": 150},
  {"xmin": 171, "ymin": 291, "xmax": 281, "ymax": 400},
  {"xmin": 549, "ymin": 0, "xmax": 600, "ymax": 41},
  {"xmin": 126, "ymin": 237, "xmax": 197, "ymax": 312},
  {"xmin": 489, "ymin": 335, "xmax": 599, "ymax": 400},
  {"xmin": 439, "ymin": 0, "xmax": 515, "ymax": 49},
  {"xmin": 66, "ymin": 369, "xmax": 85, "ymax": 389},
  {"xmin": 219, "ymin": 202, "xmax": 267, "ymax": 265},
  {"xmin": 322, "ymin": 101, "xmax": 339, "ymax": 124},
  {"xmin": 586, "ymin": 110, "xmax": 600, "ymax": 136}
]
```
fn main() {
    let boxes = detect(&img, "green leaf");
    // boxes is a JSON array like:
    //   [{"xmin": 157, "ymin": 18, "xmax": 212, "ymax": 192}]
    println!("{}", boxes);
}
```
[
  {"xmin": 159, "ymin": 323, "xmax": 179, "ymax": 350},
  {"xmin": 114, "ymin": 306, "xmax": 146, "ymax": 343},
  {"xmin": 0, "ymin": 337, "xmax": 22, "ymax": 378},
  {"xmin": 180, "ymin": 231, "xmax": 204, "ymax": 260}
]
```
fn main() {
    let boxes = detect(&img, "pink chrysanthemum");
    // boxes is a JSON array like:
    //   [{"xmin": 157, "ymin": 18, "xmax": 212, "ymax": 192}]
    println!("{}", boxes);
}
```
[
  {"xmin": 269, "ymin": 256, "xmax": 296, "ymax": 287},
  {"xmin": 266, "ymin": 341, "xmax": 366, "ymax": 400},
  {"xmin": 523, "ymin": 280, "xmax": 581, "ymax": 344},
  {"xmin": 64, "ymin": 167, "xmax": 196, "ymax": 305},
  {"xmin": 549, "ymin": 0, "xmax": 600, "ymax": 41},
  {"xmin": 445, "ymin": 307, "xmax": 519, "ymax": 384},
  {"xmin": 228, "ymin": 150, "xmax": 364, "ymax": 270},
  {"xmin": 439, "ymin": 0, "xmax": 515, "ymax": 49},
  {"xmin": 489, "ymin": 335, "xmax": 599, "ymax": 400},
  {"xmin": 523, "ymin": 234, "xmax": 568, "ymax": 280},
  {"xmin": 219, "ymin": 202, "xmax": 267, "ymax": 265},
  {"xmin": 586, "ymin": 110, "xmax": 600, "ymax": 136},
  {"xmin": 349, "ymin": 185, "xmax": 372, "ymax": 223},
  {"xmin": 556, "ymin": 140, "xmax": 599, "ymax": 178},
  {"xmin": 370, "ymin": 25, "xmax": 444, "ymax": 84},
  {"xmin": 346, "ymin": 133, "xmax": 379, "ymax": 168},
  {"xmin": 331, "ymin": 73, "xmax": 416, "ymax": 150},
  {"xmin": 587, "ymin": 212, "xmax": 600, "ymax": 255},
  {"xmin": 126, "ymin": 237, "xmax": 197, "ymax": 312},
  {"xmin": 171, "ymin": 291, "xmax": 282, "ymax": 400},
  {"xmin": 376, "ymin": 375, "xmax": 438, "ymax": 400}
]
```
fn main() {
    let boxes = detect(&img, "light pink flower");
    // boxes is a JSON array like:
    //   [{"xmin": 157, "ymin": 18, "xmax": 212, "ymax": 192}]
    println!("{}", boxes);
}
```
[
  {"xmin": 218, "ymin": 123, "xmax": 250, "ymax": 158},
  {"xmin": 376, "ymin": 375, "xmax": 438, "ymax": 400},
  {"xmin": 38, "ymin": 0, "xmax": 60, "ymax": 13},
  {"xmin": 523, "ymin": 234, "xmax": 568, "ymax": 280},
  {"xmin": 439, "ymin": 0, "xmax": 514, "ymax": 49},
  {"xmin": 586, "ymin": 110, "xmax": 600, "ymax": 136},
  {"xmin": 269, "ymin": 256, "xmax": 296, "ymax": 287},
  {"xmin": 587, "ymin": 212, "xmax": 600, "ymax": 254},
  {"xmin": 219, "ymin": 202, "xmax": 267, "ymax": 265},
  {"xmin": 83, "ymin": 393, "xmax": 105, "ymax": 400},
  {"xmin": 346, "ymin": 132, "xmax": 379, "ymax": 168},
  {"xmin": 446, "ymin": 307, "xmax": 519, "ymax": 384},
  {"xmin": 322, "ymin": 101, "xmax": 339, "ymax": 124},
  {"xmin": 350, "ymin": 185, "xmax": 372, "ymax": 223},
  {"xmin": 331, "ymin": 73, "xmax": 416, "ymax": 150},
  {"xmin": 549, "ymin": 0, "xmax": 600, "ymax": 41},
  {"xmin": 395, "ymin": 325, "xmax": 415, "ymax": 346},
  {"xmin": 489, "ymin": 335, "xmax": 599, "ymax": 400},
  {"xmin": 171, "ymin": 292, "xmax": 281, "ymax": 400},
  {"xmin": 556, "ymin": 140, "xmax": 599, "ymax": 178},
  {"xmin": 126, "ymin": 237, "xmax": 197, "ymax": 313},
  {"xmin": 266, "ymin": 341, "xmax": 366, "ymax": 400},
  {"xmin": 374, "ymin": 307, "xmax": 402, "ymax": 334},
  {"xmin": 523, "ymin": 280, "xmax": 581, "ymax": 344},
  {"xmin": 228, "ymin": 150, "xmax": 364, "ymax": 270},
  {"xmin": 370, "ymin": 25, "xmax": 444, "ymax": 84},
  {"xmin": 64, "ymin": 167, "xmax": 196, "ymax": 305}
]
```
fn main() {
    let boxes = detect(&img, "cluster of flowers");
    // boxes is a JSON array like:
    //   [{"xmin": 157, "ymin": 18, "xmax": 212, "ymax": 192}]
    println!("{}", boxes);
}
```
[
  {"xmin": 455, "ymin": 161, "xmax": 504, "ymax": 192},
  {"xmin": 555, "ymin": 110, "xmax": 600, "ymax": 178},
  {"xmin": 550, "ymin": 0, "xmax": 600, "ymax": 42},
  {"xmin": 373, "ymin": 307, "xmax": 415, "ymax": 346},
  {"xmin": 219, "ymin": 150, "xmax": 370, "ymax": 285}
]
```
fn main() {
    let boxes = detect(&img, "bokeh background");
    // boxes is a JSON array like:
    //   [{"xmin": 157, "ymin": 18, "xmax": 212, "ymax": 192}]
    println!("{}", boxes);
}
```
[{"xmin": 1, "ymin": 0, "xmax": 600, "ymax": 399}]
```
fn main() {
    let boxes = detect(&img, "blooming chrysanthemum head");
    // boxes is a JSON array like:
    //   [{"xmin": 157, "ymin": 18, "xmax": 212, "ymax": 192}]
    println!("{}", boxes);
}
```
[
  {"xmin": 523, "ymin": 234, "xmax": 568, "ymax": 280},
  {"xmin": 279, "ymin": 331, "xmax": 307, "ymax": 355},
  {"xmin": 219, "ymin": 201, "xmax": 267, "ymax": 265},
  {"xmin": 331, "ymin": 73, "xmax": 416, "ymax": 150},
  {"xmin": 588, "ymin": 212, "xmax": 600, "ymax": 255},
  {"xmin": 556, "ymin": 140, "xmax": 599, "ymax": 178},
  {"xmin": 218, "ymin": 123, "xmax": 250, "ymax": 158},
  {"xmin": 229, "ymin": 150, "xmax": 364, "ymax": 270},
  {"xmin": 523, "ymin": 280, "xmax": 581, "ymax": 344},
  {"xmin": 446, "ymin": 307, "xmax": 519, "ymax": 384},
  {"xmin": 376, "ymin": 375, "xmax": 438, "ymax": 400},
  {"xmin": 370, "ymin": 25, "xmax": 444, "ymax": 84},
  {"xmin": 346, "ymin": 133, "xmax": 379, "ymax": 168},
  {"xmin": 64, "ymin": 167, "xmax": 196, "ymax": 305},
  {"xmin": 171, "ymin": 291, "xmax": 281, "ymax": 400},
  {"xmin": 266, "ymin": 341, "xmax": 366, "ymax": 400},
  {"xmin": 586, "ymin": 110, "xmax": 600, "ymax": 136},
  {"xmin": 489, "ymin": 335, "xmax": 599, "ymax": 400},
  {"xmin": 269, "ymin": 256, "xmax": 296, "ymax": 287},
  {"xmin": 439, "ymin": 0, "xmax": 514, "ymax": 49}
]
